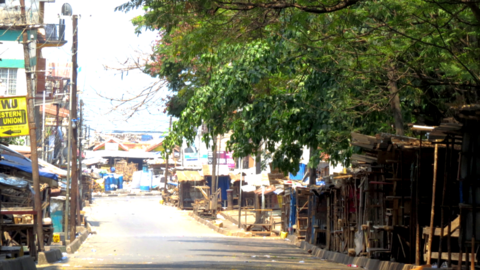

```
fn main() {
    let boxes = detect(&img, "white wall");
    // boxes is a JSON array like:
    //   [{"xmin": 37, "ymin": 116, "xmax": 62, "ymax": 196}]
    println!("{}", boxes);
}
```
[
  {"xmin": 1, "ymin": 41, "xmax": 25, "ymax": 59},
  {"xmin": 15, "ymin": 68, "xmax": 27, "ymax": 96},
  {"xmin": 1, "ymin": 41, "xmax": 27, "ymax": 96}
]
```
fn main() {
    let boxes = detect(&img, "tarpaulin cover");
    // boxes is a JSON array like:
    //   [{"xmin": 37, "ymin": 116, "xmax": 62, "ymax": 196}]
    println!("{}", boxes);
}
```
[
  {"xmin": 204, "ymin": 175, "xmax": 230, "ymax": 201},
  {"xmin": 0, "ymin": 173, "xmax": 29, "ymax": 190},
  {"xmin": 289, "ymin": 163, "xmax": 306, "ymax": 180},
  {"xmin": 0, "ymin": 145, "xmax": 58, "ymax": 180},
  {"xmin": 241, "ymin": 185, "xmax": 256, "ymax": 192},
  {"xmin": 289, "ymin": 190, "xmax": 297, "ymax": 230}
]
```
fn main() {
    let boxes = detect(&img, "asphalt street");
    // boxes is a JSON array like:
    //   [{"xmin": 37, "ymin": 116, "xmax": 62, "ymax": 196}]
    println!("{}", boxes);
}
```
[{"xmin": 43, "ymin": 196, "xmax": 351, "ymax": 269}]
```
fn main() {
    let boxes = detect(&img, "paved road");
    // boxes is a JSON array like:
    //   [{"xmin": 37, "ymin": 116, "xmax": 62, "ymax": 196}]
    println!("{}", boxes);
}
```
[{"xmin": 44, "ymin": 196, "xmax": 350, "ymax": 269}]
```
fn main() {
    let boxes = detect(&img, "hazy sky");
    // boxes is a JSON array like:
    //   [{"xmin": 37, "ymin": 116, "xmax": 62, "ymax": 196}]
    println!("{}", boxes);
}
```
[{"xmin": 42, "ymin": 0, "xmax": 172, "ymax": 133}]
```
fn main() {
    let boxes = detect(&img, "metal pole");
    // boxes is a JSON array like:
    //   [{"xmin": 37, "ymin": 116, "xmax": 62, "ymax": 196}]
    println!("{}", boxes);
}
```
[
  {"xmin": 211, "ymin": 139, "xmax": 217, "ymax": 196},
  {"xmin": 42, "ymin": 90, "xmax": 45, "ymax": 160},
  {"xmin": 20, "ymin": 0, "xmax": 44, "ymax": 252},
  {"xmin": 238, "ymin": 158, "xmax": 243, "ymax": 228},
  {"xmin": 163, "ymin": 116, "xmax": 172, "ymax": 192},
  {"xmin": 77, "ymin": 100, "xmax": 83, "ymax": 224},
  {"xmin": 216, "ymin": 135, "xmax": 221, "ymax": 192},
  {"xmin": 64, "ymin": 86, "xmax": 72, "ymax": 241},
  {"xmin": 69, "ymin": 15, "xmax": 79, "ymax": 240}
]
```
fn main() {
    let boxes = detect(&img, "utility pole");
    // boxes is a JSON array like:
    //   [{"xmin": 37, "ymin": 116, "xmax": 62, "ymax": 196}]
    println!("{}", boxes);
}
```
[
  {"xmin": 64, "ymin": 72, "xmax": 74, "ymax": 241},
  {"xmin": 211, "ymin": 139, "xmax": 217, "ymax": 196},
  {"xmin": 77, "ymin": 100, "xmax": 83, "ymax": 224},
  {"xmin": 20, "ymin": 0, "xmax": 44, "ymax": 252},
  {"xmin": 69, "ymin": 15, "xmax": 79, "ymax": 240},
  {"xmin": 238, "ymin": 157, "xmax": 243, "ymax": 228},
  {"xmin": 163, "ymin": 116, "xmax": 172, "ymax": 191},
  {"xmin": 42, "ymin": 91, "xmax": 45, "ymax": 160}
]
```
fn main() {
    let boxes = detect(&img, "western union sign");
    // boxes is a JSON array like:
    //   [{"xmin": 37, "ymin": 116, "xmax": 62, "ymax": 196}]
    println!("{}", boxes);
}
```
[{"xmin": 0, "ymin": 96, "xmax": 29, "ymax": 137}]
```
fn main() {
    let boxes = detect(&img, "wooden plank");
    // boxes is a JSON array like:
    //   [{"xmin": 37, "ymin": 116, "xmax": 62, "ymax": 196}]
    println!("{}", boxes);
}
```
[
  {"xmin": 1, "ymin": 210, "xmax": 36, "ymax": 215},
  {"xmin": 426, "ymin": 252, "xmax": 476, "ymax": 262},
  {"xmin": 351, "ymin": 154, "xmax": 378, "ymax": 163},
  {"xmin": 422, "ymin": 227, "xmax": 459, "ymax": 237}
]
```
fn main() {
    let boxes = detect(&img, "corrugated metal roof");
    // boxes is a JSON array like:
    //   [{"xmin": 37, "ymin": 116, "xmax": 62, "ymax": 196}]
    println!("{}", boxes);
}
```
[{"xmin": 90, "ymin": 150, "xmax": 157, "ymax": 159}]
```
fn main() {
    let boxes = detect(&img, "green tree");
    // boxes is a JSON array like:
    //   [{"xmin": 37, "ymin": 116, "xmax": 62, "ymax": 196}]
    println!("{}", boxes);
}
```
[{"xmin": 118, "ymin": 0, "xmax": 480, "ymax": 172}]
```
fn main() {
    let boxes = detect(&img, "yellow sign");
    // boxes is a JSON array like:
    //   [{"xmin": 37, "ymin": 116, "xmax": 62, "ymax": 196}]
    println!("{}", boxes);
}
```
[{"xmin": 0, "ymin": 96, "xmax": 29, "ymax": 137}]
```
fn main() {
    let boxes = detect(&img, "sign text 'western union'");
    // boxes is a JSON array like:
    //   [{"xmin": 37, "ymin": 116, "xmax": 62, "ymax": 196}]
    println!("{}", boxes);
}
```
[{"xmin": 0, "ymin": 97, "xmax": 29, "ymax": 137}]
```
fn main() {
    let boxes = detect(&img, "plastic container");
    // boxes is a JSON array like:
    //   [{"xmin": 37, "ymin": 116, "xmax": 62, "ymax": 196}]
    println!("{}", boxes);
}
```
[
  {"xmin": 132, "ymin": 171, "xmax": 142, "ymax": 189},
  {"xmin": 109, "ymin": 174, "xmax": 117, "ymax": 191},
  {"xmin": 104, "ymin": 175, "xmax": 111, "ymax": 191},
  {"xmin": 280, "ymin": 231, "xmax": 288, "ymax": 239},
  {"xmin": 117, "ymin": 175, "xmax": 123, "ymax": 189},
  {"xmin": 51, "ymin": 211, "xmax": 63, "ymax": 233},
  {"xmin": 140, "ymin": 170, "xmax": 152, "ymax": 191}
]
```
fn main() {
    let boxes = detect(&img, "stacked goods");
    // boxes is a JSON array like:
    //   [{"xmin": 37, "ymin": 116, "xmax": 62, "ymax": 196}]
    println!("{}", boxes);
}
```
[
  {"xmin": 112, "ymin": 160, "xmax": 137, "ymax": 181},
  {"xmin": 123, "ymin": 162, "xmax": 137, "ymax": 181}
]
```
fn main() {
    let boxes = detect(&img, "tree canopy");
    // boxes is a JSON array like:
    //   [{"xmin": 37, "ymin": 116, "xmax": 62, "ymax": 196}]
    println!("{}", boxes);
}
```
[{"xmin": 117, "ymin": 0, "xmax": 480, "ymax": 172}]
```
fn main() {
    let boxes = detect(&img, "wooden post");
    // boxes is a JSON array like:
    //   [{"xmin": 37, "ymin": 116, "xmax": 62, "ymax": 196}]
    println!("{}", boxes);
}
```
[
  {"xmin": 327, "ymin": 195, "xmax": 331, "ymax": 250},
  {"xmin": 438, "ymin": 139, "xmax": 450, "ymax": 264},
  {"xmin": 447, "ymin": 138, "xmax": 456, "ymax": 267},
  {"xmin": 427, "ymin": 143, "xmax": 439, "ymax": 265},
  {"xmin": 415, "ymin": 133, "xmax": 423, "ymax": 265},
  {"xmin": 20, "ymin": 0, "xmax": 45, "ymax": 252},
  {"xmin": 227, "ymin": 189, "xmax": 233, "ymax": 210},
  {"xmin": 69, "ymin": 15, "xmax": 79, "ymax": 241}
]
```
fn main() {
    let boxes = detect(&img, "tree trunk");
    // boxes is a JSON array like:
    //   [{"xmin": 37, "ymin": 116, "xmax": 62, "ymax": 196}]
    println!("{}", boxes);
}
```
[{"xmin": 387, "ymin": 67, "xmax": 404, "ymax": 136}]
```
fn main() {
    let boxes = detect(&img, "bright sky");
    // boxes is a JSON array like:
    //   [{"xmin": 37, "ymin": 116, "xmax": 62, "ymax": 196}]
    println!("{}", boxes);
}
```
[{"xmin": 42, "ymin": 0, "xmax": 172, "ymax": 133}]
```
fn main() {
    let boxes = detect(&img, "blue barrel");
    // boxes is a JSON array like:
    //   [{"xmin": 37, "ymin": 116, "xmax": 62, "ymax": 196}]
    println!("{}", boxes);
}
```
[
  {"xmin": 109, "ymin": 174, "xmax": 117, "ymax": 191},
  {"xmin": 104, "ymin": 176, "xmax": 111, "ymax": 191},
  {"xmin": 118, "ymin": 175, "xmax": 123, "ymax": 189}
]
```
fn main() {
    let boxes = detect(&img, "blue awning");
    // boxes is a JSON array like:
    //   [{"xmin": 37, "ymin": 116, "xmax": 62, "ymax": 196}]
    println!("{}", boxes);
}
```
[{"xmin": 0, "ymin": 145, "xmax": 58, "ymax": 181}]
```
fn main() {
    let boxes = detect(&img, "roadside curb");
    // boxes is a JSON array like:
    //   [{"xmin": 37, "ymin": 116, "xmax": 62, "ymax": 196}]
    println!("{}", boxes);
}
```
[
  {"xmin": 93, "ymin": 191, "xmax": 161, "ymax": 197},
  {"xmin": 37, "ymin": 248, "xmax": 63, "ymax": 265},
  {"xmin": 0, "ymin": 255, "xmax": 36, "ymax": 270},
  {"xmin": 295, "ymin": 241, "xmax": 417, "ymax": 270},
  {"xmin": 66, "ymin": 226, "xmax": 89, "ymax": 254}
]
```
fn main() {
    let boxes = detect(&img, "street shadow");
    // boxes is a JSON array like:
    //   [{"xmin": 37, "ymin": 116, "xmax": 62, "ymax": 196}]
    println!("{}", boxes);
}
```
[
  {"xmin": 43, "ymin": 260, "xmax": 315, "ymax": 269},
  {"xmin": 169, "ymin": 238, "xmax": 293, "ymax": 249},
  {"xmin": 188, "ymin": 248, "xmax": 309, "ymax": 256}
]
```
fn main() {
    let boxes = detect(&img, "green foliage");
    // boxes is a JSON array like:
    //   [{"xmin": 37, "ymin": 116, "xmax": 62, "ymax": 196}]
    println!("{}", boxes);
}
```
[{"xmin": 119, "ymin": 0, "xmax": 480, "ymax": 173}]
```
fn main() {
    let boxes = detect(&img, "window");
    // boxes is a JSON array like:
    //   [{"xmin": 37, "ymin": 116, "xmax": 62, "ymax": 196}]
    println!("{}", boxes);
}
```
[{"xmin": 0, "ymin": 68, "xmax": 18, "ymax": 95}]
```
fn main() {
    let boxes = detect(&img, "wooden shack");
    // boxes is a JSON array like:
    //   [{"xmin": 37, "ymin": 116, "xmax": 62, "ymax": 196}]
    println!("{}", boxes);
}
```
[{"xmin": 177, "ymin": 171, "xmax": 205, "ymax": 210}]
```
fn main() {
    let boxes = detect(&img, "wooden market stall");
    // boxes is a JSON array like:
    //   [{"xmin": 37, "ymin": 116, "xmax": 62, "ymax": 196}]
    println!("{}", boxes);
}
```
[{"xmin": 177, "ymin": 171, "xmax": 205, "ymax": 210}]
